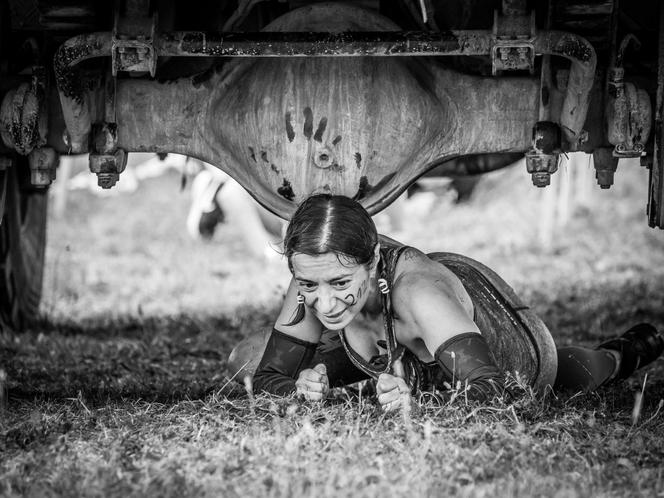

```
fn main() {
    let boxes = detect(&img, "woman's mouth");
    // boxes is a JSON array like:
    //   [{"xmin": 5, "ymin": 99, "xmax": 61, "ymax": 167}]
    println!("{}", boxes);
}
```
[{"xmin": 323, "ymin": 309, "xmax": 346, "ymax": 322}]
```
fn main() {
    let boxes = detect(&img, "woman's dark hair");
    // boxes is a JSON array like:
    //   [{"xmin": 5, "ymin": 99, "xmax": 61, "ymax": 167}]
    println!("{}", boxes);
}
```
[{"xmin": 284, "ymin": 194, "xmax": 378, "ymax": 267}]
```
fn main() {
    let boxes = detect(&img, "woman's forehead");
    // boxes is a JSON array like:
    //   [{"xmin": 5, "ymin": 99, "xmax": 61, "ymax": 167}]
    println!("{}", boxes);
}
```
[{"xmin": 290, "ymin": 252, "xmax": 362, "ymax": 278}]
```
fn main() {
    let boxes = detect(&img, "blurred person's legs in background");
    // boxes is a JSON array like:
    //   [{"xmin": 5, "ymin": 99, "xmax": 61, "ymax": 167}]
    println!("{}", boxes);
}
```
[{"xmin": 187, "ymin": 161, "xmax": 284, "ymax": 261}]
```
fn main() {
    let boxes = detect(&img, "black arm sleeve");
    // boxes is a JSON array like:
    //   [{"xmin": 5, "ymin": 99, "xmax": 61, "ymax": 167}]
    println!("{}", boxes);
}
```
[
  {"xmin": 434, "ymin": 332, "xmax": 506, "ymax": 402},
  {"xmin": 252, "ymin": 328, "xmax": 317, "ymax": 395}
]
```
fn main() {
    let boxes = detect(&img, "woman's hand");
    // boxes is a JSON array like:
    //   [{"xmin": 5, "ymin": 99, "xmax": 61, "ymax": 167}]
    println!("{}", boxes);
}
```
[
  {"xmin": 376, "ymin": 359, "xmax": 411, "ymax": 412},
  {"xmin": 295, "ymin": 363, "xmax": 329, "ymax": 401}
]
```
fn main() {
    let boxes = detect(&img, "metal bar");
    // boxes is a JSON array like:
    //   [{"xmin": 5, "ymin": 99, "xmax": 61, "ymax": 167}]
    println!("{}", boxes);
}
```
[
  {"xmin": 53, "ymin": 29, "xmax": 597, "ymax": 60},
  {"xmin": 157, "ymin": 30, "xmax": 492, "ymax": 57}
]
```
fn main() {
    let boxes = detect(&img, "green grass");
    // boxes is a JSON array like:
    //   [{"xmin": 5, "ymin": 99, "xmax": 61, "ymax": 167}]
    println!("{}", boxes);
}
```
[{"xmin": 2, "ymin": 160, "xmax": 664, "ymax": 496}]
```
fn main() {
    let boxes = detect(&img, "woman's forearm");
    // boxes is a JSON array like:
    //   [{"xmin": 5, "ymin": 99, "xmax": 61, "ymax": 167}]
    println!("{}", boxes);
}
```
[
  {"xmin": 434, "ymin": 332, "xmax": 507, "ymax": 401},
  {"xmin": 252, "ymin": 328, "xmax": 317, "ymax": 395}
]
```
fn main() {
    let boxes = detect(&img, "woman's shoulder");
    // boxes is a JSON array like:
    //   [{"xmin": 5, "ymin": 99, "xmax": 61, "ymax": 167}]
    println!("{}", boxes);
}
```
[
  {"xmin": 390, "ymin": 244, "xmax": 458, "ymax": 296},
  {"xmin": 378, "ymin": 235, "xmax": 429, "ymax": 265}
]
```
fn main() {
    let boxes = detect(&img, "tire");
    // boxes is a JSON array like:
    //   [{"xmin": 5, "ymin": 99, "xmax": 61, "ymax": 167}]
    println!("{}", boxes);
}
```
[{"xmin": 0, "ymin": 161, "xmax": 48, "ymax": 329}]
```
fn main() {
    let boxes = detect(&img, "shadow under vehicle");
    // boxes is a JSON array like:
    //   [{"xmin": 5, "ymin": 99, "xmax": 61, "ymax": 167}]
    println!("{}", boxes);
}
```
[{"xmin": 0, "ymin": 0, "xmax": 662, "ymax": 329}]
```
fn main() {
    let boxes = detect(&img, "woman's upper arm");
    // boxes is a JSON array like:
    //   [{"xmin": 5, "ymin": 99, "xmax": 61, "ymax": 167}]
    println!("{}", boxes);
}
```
[
  {"xmin": 273, "ymin": 278, "xmax": 324, "ymax": 343},
  {"xmin": 394, "ymin": 272, "xmax": 480, "ymax": 355}
]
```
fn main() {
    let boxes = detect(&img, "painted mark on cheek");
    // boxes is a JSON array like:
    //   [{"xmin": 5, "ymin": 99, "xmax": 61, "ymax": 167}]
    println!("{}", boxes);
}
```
[
  {"xmin": 358, "ymin": 280, "xmax": 367, "ymax": 300},
  {"xmin": 313, "ymin": 117, "xmax": 327, "ymax": 142},
  {"xmin": 303, "ymin": 107, "xmax": 314, "ymax": 139},
  {"xmin": 285, "ymin": 112, "xmax": 295, "ymax": 142},
  {"xmin": 343, "ymin": 293, "xmax": 357, "ymax": 306},
  {"xmin": 332, "ymin": 135, "xmax": 342, "ymax": 146},
  {"xmin": 261, "ymin": 151, "xmax": 269, "ymax": 163},
  {"xmin": 248, "ymin": 147, "xmax": 256, "ymax": 162}
]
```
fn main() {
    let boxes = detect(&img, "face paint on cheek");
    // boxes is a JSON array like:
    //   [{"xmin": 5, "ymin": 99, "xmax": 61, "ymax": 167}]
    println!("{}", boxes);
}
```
[
  {"xmin": 343, "ymin": 293, "xmax": 357, "ymax": 306},
  {"xmin": 341, "ymin": 279, "xmax": 368, "ymax": 307},
  {"xmin": 358, "ymin": 280, "xmax": 367, "ymax": 300}
]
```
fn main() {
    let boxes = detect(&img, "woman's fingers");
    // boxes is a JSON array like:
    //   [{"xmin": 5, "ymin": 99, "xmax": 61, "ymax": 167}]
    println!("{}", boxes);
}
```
[
  {"xmin": 297, "ymin": 388, "xmax": 326, "ymax": 401},
  {"xmin": 313, "ymin": 363, "xmax": 327, "ymax": 376},
  {"xmin": 299, "ymin": 365, "xmax": 327, "ymax": 384},
  {"xmin": 296, "ymin": 364, "xmax": 329, "ymax": 401},
  {"xmin": 295, "ymin": 378, "xmax": 326, "ymax": 393},
  {"xmin": 377, "ymin": 387, "xmax": 401, "ymax": 406},
  {"xmin": 376, "ymin": 373, "xmax": 407, "ymax": 395},
  {"xmin": 377, "ymin": 372, "xmax": 410, "ymax": 412}
]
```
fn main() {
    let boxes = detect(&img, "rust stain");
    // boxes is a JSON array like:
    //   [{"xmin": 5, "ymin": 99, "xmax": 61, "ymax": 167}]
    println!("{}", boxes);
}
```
[
  {"xmin": 277, "ymin": 178, "xmax": 295, "ymax": 201},
  {"xmin": 303, "ymin": 107, "xmax": 313, "ymax": 139},
  {"xmin": 354, "ymin": 152, "xmax": 362, "ymax": 168},
  {"xmin": 354, "ymin": 176, "xmax": 370, "ymax": 200},
  {"xmin": 353, "ymin": 173, "xmax": 395, "ymax": 200},
  {"xmin": 314, "ymin": 117, "xmax": 327, "ymax": 142},
  {"xmin": 285, "ymin": 112, "xmax": 295, "ymax": 142}
]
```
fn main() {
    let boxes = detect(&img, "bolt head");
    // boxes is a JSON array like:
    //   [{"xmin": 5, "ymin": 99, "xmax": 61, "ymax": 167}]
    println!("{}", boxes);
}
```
[
  {"xmin": 596, "ymin": 170, "xmax": 615, "ymax": 189},
  {"xmin": 31, "ymin": 170, "xmax": 53, "ymax": 187},
  {"xmin": 97, "ymin": 173, "xmax": 119, "ymax": 189},
  {"xmin": 531, "ymin": 172, "xmax": 551, "ymax": 187}
]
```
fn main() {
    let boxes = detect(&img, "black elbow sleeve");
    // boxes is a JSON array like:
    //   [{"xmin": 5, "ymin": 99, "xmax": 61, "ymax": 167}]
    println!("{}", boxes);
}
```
[
  {"xmin": 434, "ymin": 332, "xmax": 506, "ymax": 402},
  {"xmin": 252, "ymin": 329, "xmax": 317, "ymax": 395}
]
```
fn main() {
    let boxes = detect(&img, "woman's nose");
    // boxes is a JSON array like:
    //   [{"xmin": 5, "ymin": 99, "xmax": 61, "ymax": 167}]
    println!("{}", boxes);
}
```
[{"xmin": 315, "ymin": 288, "xmax": 337, "ymax": 314}]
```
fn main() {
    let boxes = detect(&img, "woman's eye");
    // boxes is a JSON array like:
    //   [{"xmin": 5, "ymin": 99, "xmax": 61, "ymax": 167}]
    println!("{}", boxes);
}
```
[
  {"xmin": 333, "ymin": 280, "xmax": 350, "ymax": 288},
  {"xmin": 299, "ymin": 282, "xmax": 316, "ymax": 291}
]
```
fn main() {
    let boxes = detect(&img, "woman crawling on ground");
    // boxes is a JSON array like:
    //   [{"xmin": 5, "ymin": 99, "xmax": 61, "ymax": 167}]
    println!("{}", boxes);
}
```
[{"xmin": 229, "ymin": 194, "xmax": 663, "ymax": 411}]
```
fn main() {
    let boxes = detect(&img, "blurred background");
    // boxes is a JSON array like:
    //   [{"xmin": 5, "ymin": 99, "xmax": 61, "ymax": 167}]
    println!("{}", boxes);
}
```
[{"xmin": 41, "ymin": 152, "xmax": 664, "ymax": 341}]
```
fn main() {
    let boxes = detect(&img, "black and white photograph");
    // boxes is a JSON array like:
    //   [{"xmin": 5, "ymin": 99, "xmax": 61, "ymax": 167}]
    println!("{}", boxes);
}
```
[{"xmin": 1, "ymin": 0, "xmax": 663, "ymax": 496}]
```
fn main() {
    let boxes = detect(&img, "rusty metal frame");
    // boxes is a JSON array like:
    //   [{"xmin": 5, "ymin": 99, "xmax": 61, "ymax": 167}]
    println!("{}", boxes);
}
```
[{"xmin": 53, "ymin": 29, "xmax": 596, "ymax": 155}]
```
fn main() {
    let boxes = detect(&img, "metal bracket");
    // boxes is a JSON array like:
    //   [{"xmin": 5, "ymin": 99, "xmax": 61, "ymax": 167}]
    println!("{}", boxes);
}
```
[
  {"xmin": 111, "ymin": 11, "xmax": 157, "ymax": 76},
  {"xmin": 606, "ymin": 35, "xmax": 652, "ymax": 159},
  {"xmin": 607, "ymin": 75, "xmax": 652, "ymax": 158},
  {"xmin": 491, "ymin": 10, "xmax": 536, "ymax": 75},
  {"xmin": 0, "ymin": 67, "xmax": 48, "ymax": 155}
]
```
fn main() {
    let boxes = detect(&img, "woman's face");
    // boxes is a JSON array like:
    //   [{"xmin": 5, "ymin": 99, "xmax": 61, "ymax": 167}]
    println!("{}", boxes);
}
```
[{"xmin": 290, "ymin": 251, "xmax": 377, "ymax": 330}]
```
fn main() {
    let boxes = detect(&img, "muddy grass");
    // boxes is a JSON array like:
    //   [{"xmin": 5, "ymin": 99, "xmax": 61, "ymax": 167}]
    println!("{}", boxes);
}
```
[{"xmin": 2, "ymin": 158, "xmax": 664, "ymax": 496}]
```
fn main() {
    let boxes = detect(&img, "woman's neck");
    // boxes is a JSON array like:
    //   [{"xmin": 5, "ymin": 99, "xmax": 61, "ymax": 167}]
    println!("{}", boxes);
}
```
[{"xmin": 360, "ymin": 277, "xmax": 383, "ymax": 317}]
